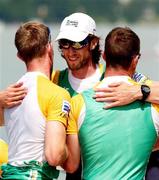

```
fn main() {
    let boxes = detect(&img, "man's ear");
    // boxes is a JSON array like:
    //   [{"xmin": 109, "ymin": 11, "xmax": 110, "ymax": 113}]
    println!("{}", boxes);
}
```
[
  {"xmin": 47, "ymin": 43, "xmax": 53, "ymax": 54},
  {"xmin": 102, "ymin": 52, "xmax": 106, "ymax": 60},
  {"xmin": 47, "ymin": 43, "xmax": 54, "ymax": 58},
  {"xmin": 17, "ymin": 52, "xmax": 24, "ymax": 61},
  {"xmin": 90, "ymin": 37, "xmax": 99, "ymax": 50},
  {"xmin": 130, "ymin": 55, "xmax": 139, "ymax": 74},
  {"xmin": 132, "ymin": 55, "xmax": 139, "ymax": 67}
]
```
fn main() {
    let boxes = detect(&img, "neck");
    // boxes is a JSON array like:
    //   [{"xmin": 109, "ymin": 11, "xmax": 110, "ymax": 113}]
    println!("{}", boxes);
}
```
[
  {"xmin": 71, "ymin": 62, "xmax": 97, "ymax": 79},
  {"xmin": 104, "ymin": 66, "xmax": 133, "ymax": 78},
  {"xmin": 26, "ymin": 56, "xmax": 52, "ymax": 79}
]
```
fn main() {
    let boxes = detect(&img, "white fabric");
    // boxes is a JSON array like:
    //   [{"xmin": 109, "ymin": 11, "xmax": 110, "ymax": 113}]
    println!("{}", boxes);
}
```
[
  {"xmin": 4, "ymin": 72, "xmax": 47, "ymax": 165},
  {"xmin": 68, "ymin": 65, "xmax": 101, "ymax": 93},
  {"xmin": 56, "ymin": 12, "xmax": 96, "ymax": 42}
]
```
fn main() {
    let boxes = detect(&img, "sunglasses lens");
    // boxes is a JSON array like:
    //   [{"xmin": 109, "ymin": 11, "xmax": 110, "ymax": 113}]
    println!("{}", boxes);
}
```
[
  {"xmin": 59, "ymin": 39, "xmax": 70, "ymax": 49},
  {"xmin": 59, "ymin": 36, "xmax": 90, "ymax": 49},
  {"xmin": 72, "ymin": 42, "xmax": 83, "ymax": 49}
]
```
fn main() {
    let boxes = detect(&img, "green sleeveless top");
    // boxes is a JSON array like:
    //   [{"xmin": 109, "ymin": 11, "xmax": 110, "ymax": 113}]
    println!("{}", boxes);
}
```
[
  {"xmin": 58, "ymin": 69, "xmax": 78, "ymax": 97},
  {"xmin": 79, "ymin": 89, "xmax": 157, "ymax": 180},
  {"xmin": 57, "ymin": 65, "xmax": 105, "ymax": 97}
]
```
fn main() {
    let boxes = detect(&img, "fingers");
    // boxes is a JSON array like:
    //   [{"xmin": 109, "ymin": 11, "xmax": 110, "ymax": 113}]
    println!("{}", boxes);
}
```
[
  {"xmin": 103, "ymin": 101, "xmax": 120, "ymax": 109},
  {"xmin": 9, "ymin": 90, "xmax": 27, "ymax": 98},
  {"xmin": 8, "ymin": 82, "xmax": 27, "ymax": 93},
  {"xmin": 94, "ymin": 82, "xmax": 124, "ymax": 92},
  {"xmin": 95, "ymin": 97, "xmax": 117, "ymax": 102},
  {"xmin": 93, "ymin": 91, "xmax": 115, "ymax": 99},
  {"xmin": 11, "ymin": 82, "xmax": 24, "ymax": 88},
  {"xmin": 5, "ymin": 93, "xmax": 26, "ymax": 108},
  {"xmin": 94, "ymin": 87, "xmax": 113, "ymax": 93},
  {"xmin": 108, "ymin": 82, "xmax": 122, "ymax": 87},
  {"xmin": 3, "ymin": 83, "xmax": 27, "ymax": 108},
  {"xmin": 7, "ymin": 84, "xmax": 27, "ymax": 98},
  {"xmin": 6, "ymin": 100, "xmax": 23, "ymax": 109},
  {"xmin": 8, "ymin": 93, "xmax": 26, "ymax": 101}
]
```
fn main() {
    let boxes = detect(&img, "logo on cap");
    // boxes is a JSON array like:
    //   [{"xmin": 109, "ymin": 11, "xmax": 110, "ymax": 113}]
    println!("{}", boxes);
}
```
[{"xmin": 66, "ymin": 20, "xmax": 78, "ymax": 27}]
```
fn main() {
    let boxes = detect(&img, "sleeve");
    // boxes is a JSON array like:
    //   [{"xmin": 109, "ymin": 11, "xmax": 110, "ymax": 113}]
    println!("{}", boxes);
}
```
[
  {"xmin": 37, "ymin": 76, "xmax": 71, "ymax": 127},
  {"xmin": 47, "ymin": 88, "xmax": 71, "ymax": 127},
  {"xmin": 132, "ymin": 72, "xmax": 151, "ymax": 84},
  {"xmin": 66, "ymin": 94, "xmax": 84, "ymax": 135}
]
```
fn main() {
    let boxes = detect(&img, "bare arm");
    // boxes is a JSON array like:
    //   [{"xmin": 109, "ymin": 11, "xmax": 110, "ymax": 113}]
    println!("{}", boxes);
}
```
[
  {"xmin": 147, "ymin": 81, "xmax": 159, "ymax": 104},
  {"xmin": 45, "ymin": 121, "xmax": 68, "ymax": 166},
  {"xmin": 62, "ymin": 95, "xmax": 80, "ymax": 173},
  {"xmin": 0, "ymin": 107, "xmax": 4, "ymax": 126},
  {"xmin": 153, "ymin": 138, "xmax": 159, "ymax": 151},
  {"xmin": 62, "ymin": 134, "xmax": 80, "ymax": 173},
  {"xmin": 94, "ymin": 81, "xmax": 159, "ymax": 108},
  {"xmin": 94, "ymin": 82, "xmax": 142, "ymax": 108},
  {"xmin": 0, "ymin": 82, "xmax": 27, "ymax": 108}
]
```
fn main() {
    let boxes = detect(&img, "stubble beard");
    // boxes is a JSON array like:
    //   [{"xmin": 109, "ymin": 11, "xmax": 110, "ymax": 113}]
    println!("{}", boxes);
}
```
[{"xmin": 67, "ymin": 58, "xmax": 89, "ymax": 71}]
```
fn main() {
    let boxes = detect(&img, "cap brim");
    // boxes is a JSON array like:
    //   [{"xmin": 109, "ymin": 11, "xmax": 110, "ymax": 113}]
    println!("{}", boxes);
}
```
[{"xmin": 55, "ymin": 30, "xmax": 88, "ymax": 42}]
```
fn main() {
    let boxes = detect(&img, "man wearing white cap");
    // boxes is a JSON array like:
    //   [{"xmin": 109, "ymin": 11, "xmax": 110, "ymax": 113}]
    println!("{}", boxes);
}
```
[
  {"xmin": 53, "ymin": 12, "xmax": 103, "ymax": 180},
  {"xmin": 53, "ymin": 12, "xmax": 104, "ymax": 97},
  {"xmin": 53, "ymin": 12, "xmax": 151, "ymax": 180}
]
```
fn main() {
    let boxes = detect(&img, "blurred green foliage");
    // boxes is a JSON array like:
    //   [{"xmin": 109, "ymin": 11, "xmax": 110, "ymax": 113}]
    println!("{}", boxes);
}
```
[{"xmin": 0, "ymin": 0, "xmax": 159, "ymax": 23}]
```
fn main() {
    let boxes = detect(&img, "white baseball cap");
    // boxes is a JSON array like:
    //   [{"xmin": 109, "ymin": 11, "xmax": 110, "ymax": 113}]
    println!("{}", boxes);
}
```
[{"xmin": 56, "ymin": 12, "xmax": 96, "ymax": 42}]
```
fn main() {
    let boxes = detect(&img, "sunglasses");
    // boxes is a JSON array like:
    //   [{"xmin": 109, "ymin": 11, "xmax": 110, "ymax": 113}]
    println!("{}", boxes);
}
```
[{"xmin": 58, "ymin": 37, "xmax": 90, "ymax": 50}]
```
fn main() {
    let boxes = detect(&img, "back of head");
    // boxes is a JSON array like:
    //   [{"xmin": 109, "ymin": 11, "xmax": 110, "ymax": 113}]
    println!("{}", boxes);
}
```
[
  {"xmin": 15, "ymin": 21, "xmax": 51, "ymax": 62},
  {"xmin": 104, "ymin": 27, "xmax": 140, "ymax": 70}
]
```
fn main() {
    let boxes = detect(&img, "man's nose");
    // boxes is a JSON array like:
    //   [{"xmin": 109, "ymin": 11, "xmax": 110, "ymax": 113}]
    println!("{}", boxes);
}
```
[{"xmin": 67, "ymin": 46, "xmax": 76, "ymax": 54}]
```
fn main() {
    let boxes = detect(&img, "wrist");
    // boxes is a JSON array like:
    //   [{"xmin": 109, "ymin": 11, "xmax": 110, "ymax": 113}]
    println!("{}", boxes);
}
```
[
  {"xmin": 133, "ymin": 84, "xmax": 142, "ymax": 100},
  {"xmin": 140, "ymin": 84, "xmax": 151, "ymax": 102}
]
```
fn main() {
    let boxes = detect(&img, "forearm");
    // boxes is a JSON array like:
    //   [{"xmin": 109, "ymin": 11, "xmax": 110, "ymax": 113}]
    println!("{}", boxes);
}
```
[
  {"xmin": 133, "ymin": 82, "xmax": 159, "ymax": 104},
  {"xmin": 0, "ymin": 106, "xmax": 4, "ymax": 126},
  {"xmin": 146, "ymin": 82, "xmax": 159, "ymax": 104},
  {"xmin": 45, "ymin": 121, "xmax": 68, "ymax": 166},
  {"xmin": 57, "ymin": 145, "xmax": 69, "ymax": 165},
  {"xmin": 62, "ymin": 134, "xmax": 80, "ymax": 173},
  {"xmin": 94, "ymin": 80, "xmax": 159, "ymax": 108},
  {"xmin": 0, "ymin": 90, "xmax": 5, "ymax": 108}
]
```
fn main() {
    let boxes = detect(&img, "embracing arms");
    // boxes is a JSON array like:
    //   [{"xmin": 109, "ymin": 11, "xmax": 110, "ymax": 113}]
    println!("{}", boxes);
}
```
[
  {"xmin": 0, "ymin": 82, "xmax": 27, "ymax": 108},
  {"xmin": 94, "ymin": 81, "xmax": 159, "ymax": 108}
]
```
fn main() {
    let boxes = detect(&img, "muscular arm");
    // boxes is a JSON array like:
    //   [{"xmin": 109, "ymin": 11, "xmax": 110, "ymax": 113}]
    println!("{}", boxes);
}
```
[
  {"xmin": 94, "ymin": 81, "xmax": 159, "ymax": 108},
  {"xmin": 62, "ymin": 95, "xmax": 81, "ymax": 173},
  {"xmin": 0, "ymin": 82, "xmax": 27, "ymax": 108},
  {"xmin": 147, "ymin": 81, "xmax": 159, "ymax": 104},
  {"xmin": 45, "ymin": 121, "xmax": 68, "ymax": 166},
  {"xmin": 62, "ymin": 134, "xmax": 80, "ymax": 173}
]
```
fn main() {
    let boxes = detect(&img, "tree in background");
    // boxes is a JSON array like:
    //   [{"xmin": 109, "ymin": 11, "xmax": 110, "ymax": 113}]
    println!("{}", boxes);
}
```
[{"xmin": 0, "ymin": 0, "xmax": 159, "ymax": 23}]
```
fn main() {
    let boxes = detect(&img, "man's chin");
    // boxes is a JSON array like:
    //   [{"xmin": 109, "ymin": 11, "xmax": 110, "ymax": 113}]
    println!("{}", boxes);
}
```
[{"xmin": 69, "ymin": 65, "xmax": 82, "ymax": 71}]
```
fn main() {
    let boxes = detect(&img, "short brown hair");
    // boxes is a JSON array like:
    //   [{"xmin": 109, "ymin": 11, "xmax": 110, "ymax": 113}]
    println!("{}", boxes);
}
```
[
  {"xmin": 15, "ymin": 21, "xmax": 51, "ymax": 62},
  {"xmin": 104, "ymin": 27, "xmax": 140, "ymax": 70}
]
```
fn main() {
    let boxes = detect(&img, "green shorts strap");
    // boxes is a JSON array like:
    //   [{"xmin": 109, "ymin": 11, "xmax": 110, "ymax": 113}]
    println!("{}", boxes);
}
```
[{"xmin": 1, "ymin": 160, "xmax": 59, "ymax": 180}]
